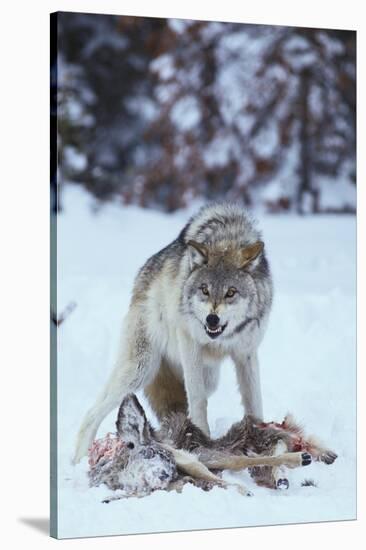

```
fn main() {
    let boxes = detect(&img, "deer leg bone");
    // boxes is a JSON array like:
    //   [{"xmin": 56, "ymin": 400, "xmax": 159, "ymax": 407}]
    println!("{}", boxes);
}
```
[
  {"xmin": 271, "ymin": 441, "xmax": 290, "ymax": 490},
  {"xmin": 196, "ymin": 450, "xmax": 312, "ymax": 471},
  {"xmin": 102, "ymin": 488, "xmax": 154, "ymax": 503},
  {"xmin": 162, "ymin": 444, "xmax": 252, "ymax": 496},
  {"xmin": 102, "ymin": 491, "xmax": 131, "ymax": 503},
  {"xmin": 162, "ymin": 444, "xmax": 224, "ymax": 483}
]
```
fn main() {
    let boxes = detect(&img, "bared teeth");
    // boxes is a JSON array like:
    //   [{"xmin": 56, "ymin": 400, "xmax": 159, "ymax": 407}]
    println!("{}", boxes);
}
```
[
  {"xmin": 206, "ymin": 326, "xmax": 222, "ymax": 334},
  {"xmin": 205, "ymin": 322, "xmax": 228, "ymax": 337}
]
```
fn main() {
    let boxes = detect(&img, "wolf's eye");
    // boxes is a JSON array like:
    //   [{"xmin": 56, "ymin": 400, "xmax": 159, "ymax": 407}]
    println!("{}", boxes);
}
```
[
  {"xmin": 201, "ymin": 285, "xmax": 209, "ymax": 296},
  {"xmin": 225, "ymin": 287, "xmax": 237, "ymax": 298}
]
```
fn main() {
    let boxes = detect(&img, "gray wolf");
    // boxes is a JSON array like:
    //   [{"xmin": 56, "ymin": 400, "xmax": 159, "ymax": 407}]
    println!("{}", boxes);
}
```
[
  {"xmin": 88, "ymin": 394, "xmax": 336, "ymax": 501},
  {"xmin": 73, "ymin": 202, "xmax": 273, "ymax": 464}
]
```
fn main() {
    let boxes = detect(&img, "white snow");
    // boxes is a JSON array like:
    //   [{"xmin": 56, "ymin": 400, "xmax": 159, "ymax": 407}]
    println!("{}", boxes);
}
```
[
  {"xmin": 318, "ymin": 175, "xmax": 356, "ymax": 211},
  {"xmin": 56, "ymin": 184, "xmax": 356, "ymax": 539},
  {"xmin": 283, "ymin": 34, "xmax": 317, "ymax": 70},
  {"xmin": 155, "ymin": 82, "xmax": 179, "ymax": 104},
  {"xmin": 150, "ymin": 54, "xmax": 176, "ymax": 81},
  {"xmin": 170, "ymin": 95, "xmax": 202, "ymax": 132},
  {"xmin": 317, "ymin": 31, "xmax": 345, "ymax": 58},
  {"xmin": 308, "ymin": 84, "xmax": 324, "ymax": 120},
  {"xmin": 251, "ymin": 120, "xmax": 279, "ymax": 158},
  {"xmin": 203, "ymin": 134, "xmax": 239, "ymax": 168},
  {"xmin": 63, "ymin": 145, "xmax": 87, "ymax": 172},
  {"xmin": 168, "ymin": 18, "xmax": 195, "ymax": 35}
]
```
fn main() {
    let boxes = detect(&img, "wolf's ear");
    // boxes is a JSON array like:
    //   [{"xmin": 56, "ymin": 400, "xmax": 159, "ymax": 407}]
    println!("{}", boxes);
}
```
[
  {"xmin": 116, "ymin": 394, "xmax": 152, "ymax": 445},
  {"xmin": 239, "ymin": 241, "xmax": 264, "ymax": 268},
  {"xmin": 187, "ymin": 240, "xmax": 208, "ymax": 269}
]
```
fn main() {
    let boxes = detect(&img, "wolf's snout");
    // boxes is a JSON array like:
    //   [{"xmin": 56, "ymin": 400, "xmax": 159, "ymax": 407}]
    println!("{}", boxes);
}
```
[
  {"xmin": 205, "ymin": 314, "xmax": 227, "ymax": 339},
  {"xmin": 206, "ymin": 314, "xmax": 220, "ymax": 328}
]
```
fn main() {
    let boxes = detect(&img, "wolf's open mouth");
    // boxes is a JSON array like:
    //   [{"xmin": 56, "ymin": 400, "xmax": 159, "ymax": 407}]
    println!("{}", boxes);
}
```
[{"xmin": 205, "ymin": 323, "xmax": 228, "ymax": 339}]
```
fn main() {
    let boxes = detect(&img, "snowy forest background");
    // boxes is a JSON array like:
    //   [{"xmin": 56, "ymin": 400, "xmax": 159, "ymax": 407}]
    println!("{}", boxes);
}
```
[{"xmin": 53, "ymin": 12, "xmax": 356, "ymax": 215}]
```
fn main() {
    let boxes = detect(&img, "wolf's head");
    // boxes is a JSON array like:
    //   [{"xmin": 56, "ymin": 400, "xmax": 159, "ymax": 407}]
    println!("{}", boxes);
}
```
[{"xmin": 182, "ymin": 240, "xmax": 267, "ymax": 343}]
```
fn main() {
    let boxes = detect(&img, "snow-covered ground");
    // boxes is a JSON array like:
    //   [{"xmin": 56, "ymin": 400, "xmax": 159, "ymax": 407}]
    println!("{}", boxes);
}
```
[{"xmin": 56, "ymin": 184, "xmax": 356, "ymax": 539}]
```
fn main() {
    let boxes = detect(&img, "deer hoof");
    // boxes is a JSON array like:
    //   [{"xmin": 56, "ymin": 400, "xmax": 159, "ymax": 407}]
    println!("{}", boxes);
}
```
[
  {"xmin": 276, "ymin": 478, "xmax": 289, "ymax": 490},
  {"xmin": 320, "ymin": 450, "xmax": 338, "ymax": 465},
  {"xmin": 301, "ymin": 452, "xmax": 312, "ymax": 466}
]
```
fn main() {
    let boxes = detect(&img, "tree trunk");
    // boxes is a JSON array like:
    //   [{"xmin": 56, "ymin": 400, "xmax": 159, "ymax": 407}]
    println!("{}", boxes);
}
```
[{"xmin": 297, "ymin": 68, "xmax": 318, "ymax": 214}]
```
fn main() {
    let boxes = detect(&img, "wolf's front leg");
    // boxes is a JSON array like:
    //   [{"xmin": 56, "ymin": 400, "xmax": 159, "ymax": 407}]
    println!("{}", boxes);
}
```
[
  {"xmin": 232, "ymin": 350, "xmax": 263, "ymax": 419},
  {"xmin": 178, "ymin": 334, "xmax": 209, "ymax": 435}
]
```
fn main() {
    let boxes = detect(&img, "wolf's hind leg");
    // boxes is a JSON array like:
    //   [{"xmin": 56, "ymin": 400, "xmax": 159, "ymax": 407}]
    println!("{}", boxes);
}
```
[
  {"xmin": 144, "ymin": 358, "xmax": 188, "ymax": 419},
  {"xmin": 72, "ymin": 382, "xmax": 124, "ymax": 465},
  {"xmin": 73, "ymin": 332, "xmax": 160, "ymax": 464}
]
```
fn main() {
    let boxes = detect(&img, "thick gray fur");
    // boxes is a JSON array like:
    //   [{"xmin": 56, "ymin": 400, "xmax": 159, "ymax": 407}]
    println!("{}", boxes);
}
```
[{"xmin": 74, "ymin": 202, "xmax": 273, "ymax": 464}]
